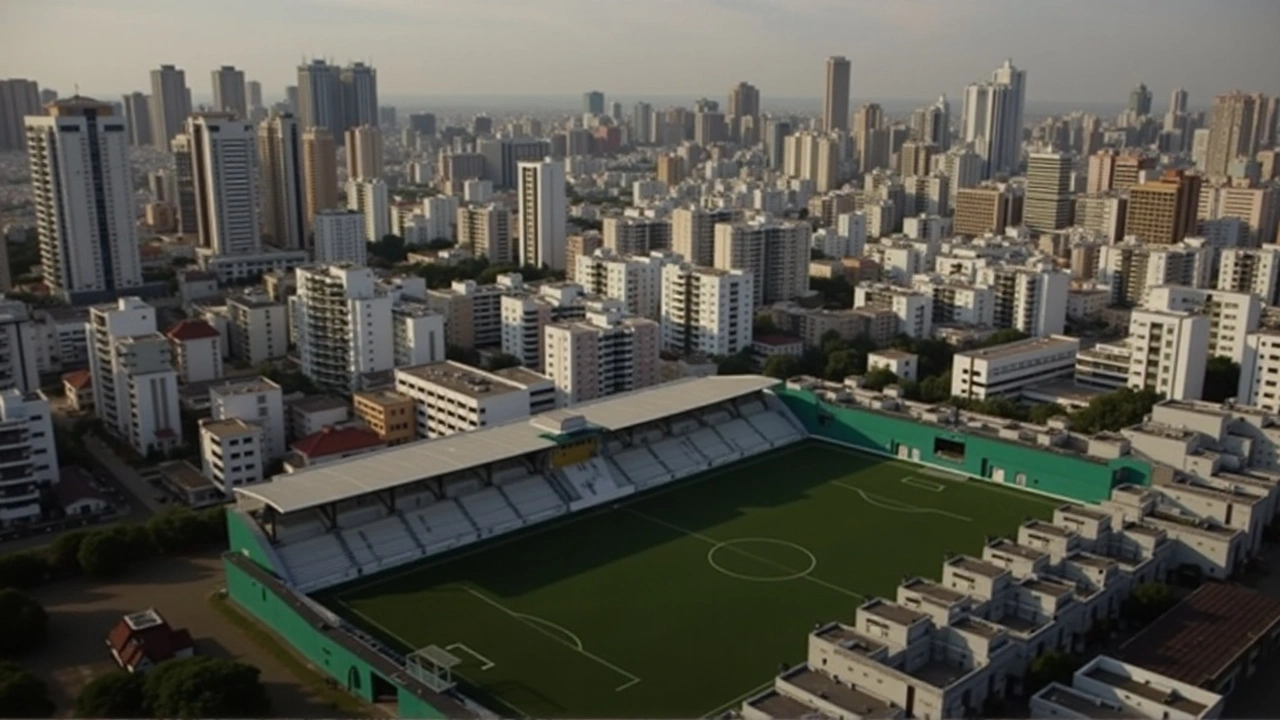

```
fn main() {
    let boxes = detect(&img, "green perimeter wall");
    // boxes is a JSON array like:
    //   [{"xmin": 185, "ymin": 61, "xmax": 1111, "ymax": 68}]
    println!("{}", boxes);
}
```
[
  {"xmin": 775, "ymin": 385, "xmax": 1152, "ymax": 504},
  {"xmin": 224, "ymin": 555, "xmax": 448, "ymax": 718}
]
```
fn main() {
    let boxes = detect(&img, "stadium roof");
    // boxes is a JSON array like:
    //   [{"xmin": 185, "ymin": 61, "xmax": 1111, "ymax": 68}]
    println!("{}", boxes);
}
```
[{"xmin": 235, "ymin": 375, "xmax": 778, "ymax": 514}]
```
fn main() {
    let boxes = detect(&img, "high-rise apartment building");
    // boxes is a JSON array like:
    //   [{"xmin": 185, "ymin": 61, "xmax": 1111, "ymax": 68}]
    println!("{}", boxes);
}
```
[
  {"xmin": 1198, "ymin": 182, "xmax": 1280, "ymax": 246},
  {"xmin": 823, "ymin": 56, "xmax": 851, "ymax": 133},
  {"xmin": 171, "ymin": 133, "xmax": 198, "ymax": 234},
  {"xmin": 458, "ymin": 204, "xmax": 514, "ymax": 262},
  {"xmin": 576, "ymin": 250, "xmax": 675, "ymax": 320},
  {"xmin": 246, "ymin": 80, "xmax": 263, "ymax": 111},
  {"xmin": 149, "ymin": 65, "xmax": 191, "ymax": 148},
  {"xmin": 341, "ymin": 62, "xmax": 378, "ymax": 130},
  {"xmin": 912, "ymin": 95, "xmax": 951, "ymax": 150},
  {"xmin": 671, "ymin": 207, "xmax": 738, "ymax": 267},
  {"xmin": 1205, "ymin": 92, "xmax": 1259, "ymax": 177},
  {"xmin": 302, "ymin": 128, "xmax": 339, "ymax": 236},
  {"xmin": 953, "ymin": 185, "xmax": 1012, "ymax": 237},
  {"xmin": 293, "ymin": 266, "xmax": 392, "ymax": 393},
  {"xmin": 477, "ymin": 138, "xmax": 551, "ymax": 189},
  {"xmin": 603, "ymin": 216, "xmax": 672, "ymax": 256},
  {"xmin": 543, "ymin": 305, "xmax": 659, "ymax": 406},
  {"xmin": 973, "ymin": 266, "xmax": 1070, "ymax": 337},
  {"xmin": 500, "ymin": 284, "xmax": 586, "ymax": 370},
  {"xmin": 961, "ymin": 58, "xmax": 1026, "ymax": 177},
  {"xmin": 933, "ymin": 147, "xmax": 983, "ymax": 205},
  {"xmin": 296, "ymin": 59, "xmax": 344, "ymax": 134},
  {"xmin": 313, "ymin": 210, "xmax": 367, "ymax": 266},
  {"xmin": 344, "ymin": 125, "xmax": 384, "ymax": 180},
  {"xmin": 1023, "ymin": 152, "xmax": 1073, "ymax": 231},
  {"xmin": 26, "ymin": 97, "xmax": 144, "ymax": 302},
  {"xmin": 0, "ymin": 389, "xmax": 58, "ymax": 527},
  {"xmin": 659, "ymin": 264, "xmax": 753, "ymax": 357},
  {"xmin": 345, "ymin": 179, "xmax": 389, "ymax": 243},
  {"xmin": 517, "ymin": 160, "xmax": 567, "ymax": 270},
  {"xmin": 121, "ymin": 92, "xmax": 152, "ymax": 147},
  {"xmin": 0, "ymin": 78, "xmax": 42, "ymax": 151},
  {"xmin": 784, "ymin": 132, "xmax": 841, "ymax": 192},
  {"xmin": 1145, "ymin": 286, "xmax": 1260, "ymax": 364},
  {"xmin": 187, "ymin": 113, "xmax": 260, "ymax": 255},
  {"xmin": 1219, "ymin": 247, "xmax": 1280, "ymax": 305},
  {"xmin": 631, "ymin": 102, "xmax": 654, "ymax": 145},
  {"xmin": 656, "ymin": 154, "xmax": 686, "ymax": 185},
  {"xmin": 0, "ymin": 299, "xmax": 39, "ymax": 395},
  {"xmin": 713, "ymin": 219, "xmax": 810, "ymax": 307},
  {"xmin": 1129, "ymin": 83, "xmax": 1153, "ymax": 116},
  {"xmin": 583, "ymin": 91, "xmax": 605, "ymax": 116},
  {"xmin": 1097, "ymin": 241, "xmax": 1212, "ymax": 307},
  {"xmin": 210, "ymin": 65, "xmax": 247, "ymax": 118},
  {"xmin": 87, "ymin": 298, "xmax": 183, "ymax": 455},
  {"xmin": 257, "ymin": 113, "xmax": 306, "ymax": 250},
  {"xmin": 1124, "ymin": 170, "xmax": 1202, "ymax": 245},
  {"xmin": 1126, "ymin": 309, "xmax": 1209, "ymax": 401}
]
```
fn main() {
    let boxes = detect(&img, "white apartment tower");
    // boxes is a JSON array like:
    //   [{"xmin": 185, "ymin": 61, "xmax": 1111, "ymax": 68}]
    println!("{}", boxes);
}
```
[
  {"xmin": 1239, "ymin": 331, "xmax": 1280, "ymax": 412},
  {"xmin": 149, "ymin": 65, "xmax": 191, "ymax": 148},
  {"xmin": 209, "ymin": 377, "xmax": 287, "ymax": 461},
  {"xmin": 346, "ymin": 178, "xmax": 389, "ymax": 243},
  {"xmin": 713, "ymin": 219, "xmax": 810, "ymax": 307},
  {"xmin": 1218, "ymin": 247, "xmax": 1280, "ymax": 305},
  {"xmin": 962, "ymin": 59, "xmax": 1026, "ymax": 177},
  {"xmin": 313, "ymin": 210, "xmax": 368, "ymax": 266},
  {"xmin": 0, "ymin": 299, "xmax": 39, "ymax": 394},
  {"xmin": 975, "ymin": 266, "xmax": 1069, "ymax": 337},
  {"xmin": 517, "ymin": 159, "xmax": 567, "ymax": 270},
  {"xmin": 457, "ymin": 204, "xmax": 514, "ymax": 262},
  {"xmin": 188, "ymin": 113, "xmax": 261, "ymax": 256},
  {"xmin": 543, "ymin": 305, "xmax": 660, "ymax": 406},
  {"xmin": 1126, "ymin": 309, "xmax": 1209, "ymax": 401},
  {"xmin": 293, "ymin": 265, "xmax": 393, "ymax": 393},
  {"xmin": 1023, "ymin": 152, "xmax": 1073, "ymax": 231},
  {"xmin": 854, "ymin": 284, "xmax": 933, "ymax": 338},
  {"xmin": 257, "ymin": 112, "xmax": 306, "ymax": 250},
  {"xmin": 87, "ymin": 298, "xmax": 183, "ymax": 455},
  {"xmin": 671, "ymin": 207, "xmax": 738, "ymax": 266},
  {"xmin": 1144, "ymin": 286, "xmax": 1261, "ymax": 364},
  {"xmin": 576, "ymin": 250, "xmax": 675, "ymax": 320},
  {"xmin": 660, "ymin": 264, "xmax": 753, "ymax": 357},
  {"xmin": 500, "ymin": 284, "xmax": 586, "ymax": 370},
  {"xmin": 210, "ymin": 65, "xmax": 247, "ymax": 118},
  {"xmin": 0, "ymin": 390, "xmax": 59, "ymax": 527},
  {"xmin": 26, "ymin": 98, "xmax": 144, "ymax": 303}
]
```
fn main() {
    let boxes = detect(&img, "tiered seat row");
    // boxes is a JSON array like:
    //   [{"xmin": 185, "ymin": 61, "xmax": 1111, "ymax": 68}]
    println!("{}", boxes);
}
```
[
  {"xmin": 406, "ymin": 500, "xmax": 477, "ymax": 554},
  {"xmin": 503, "ymin": 476, "xmax": 565, "ymax": 521},
  {"xmin": 560, "ymin": 457, "xmax": 633, "ymax": 509},
  {"xmin": 689, "ymin": 427, "xmax": 740, "ymax": 465},
  {"xmin": 457, "ymin": 487, "xmax": 521, "ymax": 534},
  {"xmin": 654, "ymin": 436, "xmax": 703, "ymax": 475},
  {"xmin": 748, "ymin": 411, "xmax": 804, "ymax": 445},
  {"xmin": 613, "ymin": 446, "xmax": 669, "ymax": 488},
  {"xmin": 719, "ymin": 417, "xmax": 769, "ymax": 453},
  {"xmin": 277, "ymin": 533, "xmax": 355, "ymax": 589},
  {"xmin": 737, "ymin": 398, "xmax": 766, "ymax": 416}
]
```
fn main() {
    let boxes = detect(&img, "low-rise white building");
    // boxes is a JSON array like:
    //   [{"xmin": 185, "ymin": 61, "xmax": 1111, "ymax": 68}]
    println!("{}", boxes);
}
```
[
  {"xmin": 165, "ymin": 319, "xmax": 224, "ymax": 384},
  {"xmin": 952, "ymin": 335, "xmax": 1080, "ymax": 401},
  {"xmin": 1145, "ymin": 285, "xmax": 1260, "ymax": 364},
  {"xmin": 1031, "ymin": 655, "xmax": 1224, "ymax": 720},
  {"xmin": 867, "ymin": 349, "xmax": 918, "ymax": 382},
  {"xmin": 394, "ymin": 360, "xmax": 554, "ymax": 438},
  {"xmin": 226, "ymin": 293, "xmax": 288, "ymax": 365},
  {"xmin": 0, "ymin": 390, "xmax": 58, "ymax": 527},
  {"xmin": 854, "ymin": 283, "xmax": 933, "ymax": 339},
  {"xmin": 209, "ymin": 378, "xmax": 287, "ymax": 461},
  {"xmin": 199, "ymin": 418, "xmax": 265, "ymax": 492},
  {"xmin": 1126, "ymin": 309, "xmax": 1209, "ymax": 401}
]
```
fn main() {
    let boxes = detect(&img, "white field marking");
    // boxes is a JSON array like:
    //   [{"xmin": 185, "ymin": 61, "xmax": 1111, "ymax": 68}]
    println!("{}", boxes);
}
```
[
  {"xmin": 446, "ymin": 642, "xmax": 495, "ymax": 670},
  {"xmin": 901, "ymin": 476, "xmax": 946, "ymax": 492},
  {"xmin": 832, "ymin": 482, "xmax": 973, "ymax": 522},
  {"xmin": 620, "ymin": 507, "xmax": 864, "ymax": 601},
  {"xmin": 333, "ymin": 445, "xmax": 813, "ymax": 599},
  {"xmin": 706, "ymin": 538, "xmax": 817, "ymax": 583},
  {"xmin": 702, "ymin": 678, "xmax": 777, "ymax": 718},
  {"xmin": 461, "ymin": 587, "xmax": 641, "ymax": 692}
]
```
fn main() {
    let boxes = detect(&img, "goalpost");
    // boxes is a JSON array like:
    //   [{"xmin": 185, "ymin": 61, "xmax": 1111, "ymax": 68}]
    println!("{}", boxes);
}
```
[{"xmin": 405, "ymin": 645, "xmax": 462, "ymax": 692}]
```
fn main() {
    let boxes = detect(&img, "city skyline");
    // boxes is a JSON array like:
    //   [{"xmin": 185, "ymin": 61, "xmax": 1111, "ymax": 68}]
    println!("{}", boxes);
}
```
[{"xmin": 3, "ymin": 0, "xmax": 1278, "ymax": 106}]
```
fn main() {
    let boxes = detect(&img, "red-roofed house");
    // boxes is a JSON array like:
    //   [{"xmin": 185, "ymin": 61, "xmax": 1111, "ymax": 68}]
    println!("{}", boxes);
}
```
[
  {"xmin": 105, "ymin": 608, "xmax": 195, "ymax": 673},
  {"xmin": 165, "ymin": 319, "xmax": 224, "ymax": 383},
  {"xmin": 62, "ymin": 369, "xmax": 93, "ymax": 412},
  {"xmin": 55, "ymin": 467, "xmax": 112, "ymax": 517},
  {"xmin": 286, "ymin": 426, "xmax": 385, "ymax": 471}
]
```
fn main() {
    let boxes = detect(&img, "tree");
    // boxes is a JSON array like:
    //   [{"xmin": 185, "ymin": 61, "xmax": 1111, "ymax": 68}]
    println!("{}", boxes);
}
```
[
  {"xmin": 1029, "ymin": 403, "xmax": 1070, "ymax": 425},
  {"xmin": 1123, "ymin": 582, "xmax": 1176, "ymax": 627},
  {"xmin": 147, "ymin": 508, "xmax": 213, "ymax": 554},
  {"xmin": 762, "ymin": 354, "xmax": 801, "ymax": 379},
  {"xmin": 446, "ymin": 345, "xmax": 481, "ymax": 366},
  {"xmin": 973, "ymin": 328, "xmax": 1030, "ymax": 349},
  {"xmin": 0, "ymin": 552, "xmax": 48, "ymax": 589},
  {"xmin": 1202, "ymin": 356, "xmax": 1240, "ymax": 403},
  {"xmin": 485, "ymin": 353, "xmax": 521, "ymax": 371},
  {"xmin": 1070, "ymin": 387, "xmax": 1161, "ymax": 434},
  {"xmin": 426, "ymin": 238, "xmax": 454, "ymax": 250},
  {"xmin": 0, "ymin": 589, "xmax": 47, "ymax": 656},
  {"xmin": 1024, "ymin": 651, "xmax": 1080, "ymax": 695},
  {"xmin": 917, "ymin": 373, "xmax": 952, "ymax": 403},
  {"xmin": 824, "ymin": 349, "xmax": 861, "ymax": 381},
  {"xmin": 0, "ymin": 661, "xmax": 54, "ymax": 718},
  {"xmin": 367, "ymin": 234, "xmax": 408, "ymax": 265},
  {"xmin": 863, "ymin": 367, "xmax": 899, "ymax": 391},
  {"xmin": 75, "ymin": 671, "xmax": 144, "ymax": 719},
  {"xmin": 143, "ymin": 657, "xmax": 271, "ymax": 719},
  {"xmin": 752, "ymin": 313, "xmax": 778, "ymax": 337},
  {"xmin": 48, "ymin": 531, "xmax": 90, "ymax": 573},
  {"xmin": 76, "ymin": 530, "xmax": 132, "ymax": 578},
  {"xmin": 717, "ymin": 352, "xmax": 756, "ymax": 376}
]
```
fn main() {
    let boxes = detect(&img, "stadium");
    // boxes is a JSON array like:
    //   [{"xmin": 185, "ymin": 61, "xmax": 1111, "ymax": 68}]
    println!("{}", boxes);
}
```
[{"xmin": 225, "ymin": 375, "xmax": 1154, "ymax": 718}]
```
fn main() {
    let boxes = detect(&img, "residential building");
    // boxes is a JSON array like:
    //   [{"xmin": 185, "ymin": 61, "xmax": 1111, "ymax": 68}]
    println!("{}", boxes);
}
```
[
  {"xmin": 933, "ymin": 147, "xmax": 983, "ymax": 205},
  {"xmin": 671, "ymin": 207, "xmax": 738, "ymax": 266},
  {"xmin": 392, "ymin": 303, "xmax": 445, "ymax": 368},
  {"xmin": 1127, "ymin": 309, "xmax": 1210, "ymax": 400},
  {"xmin": 912, "ymin": 276, "xmax": 995, "ymax": 327},
  {"xmin": 0, "ymin": 298, "xmax": 38, "ymax": 394},
  {"xmin": 394, "ymin": 360, "xmax": 554, "ymax": 438},
  {"xmin": 603, "ymin": 216, "xmax": 671, "ymax": 256},
  {"xmin": 961, "ymin": 58, "xmax": 1026, "ymax": 177},
  {"xmin": 565, "ymin": 233, "xmax": 603, "ymax": 283},
  {"xmin": 953, "ymin": 185, "xmax": 1011, "ymax": 237},
  {"xmin": 660, "ymin": 264, "xmax": 753, "ymax": 357},
  {"xmin": 313, "ymin": 210, "xmax": 367, "ymax": 266},
  {"xmin": 0, "ymin": 390, "xmax": 58, "ymax": 527},
  {"xmin": 149, "ymin": 65, "xmax": 191, "ymax": 148},
  {"xmin": 301, "ymin": 128, "xmax": 339, "ymax": 236},
  {"xmin": 823, "ymin": 56, "xmax": 851, "ymax": 133},
  {"xmin": 576, "ymin": 250, "xmax": 675, "ymax": 320},
  {"xmin": 293, "ymin": 265, "xmax": 394, "ymax": 393},
  {"xmin": 500, "ymin": 283, "xmax": 586, "ymax": 370},
  {"xmin": 656, "ymin": 154, "xmax": 686, "ymax": 185},
  {"xmin": 1030, "ymin": 655, "xmax": 1224, "ymax": 720},
  {"xmin": 1125, "ymin": 171, "xmax": 1202, "ymax": 245},
  {"xmin": 517, "ymin": 159, "xmax": 567, "ymax": 270},
  {"xmin": 1075, "ymin": 341, "xmax": 1134, "ymax": 391},
  {"xmin": 1097, "ymin": 240, "xmax": 1212, "ymax": 307},
  {"xmin": 296, "ymin": 59, "xmax": 343, "ymax": 134},
  {"xmin": 285, "ymin": 395, "xmax": 349, "ymax": 442},
  {"xmin": 457, "ymin": 204, "xmax": 514, "ymax": 262},
  {"xmin": 951, "ymin": 335, "xmax": 1080, "ymax": 400},
  {"xmin": 256, "ymin": 112, "xmax": 306, "ymax": 250},
  {"xmin": 199, "ymin": 418, "xmax": 264, "ymax": 491},
  {"xmin": 344, "ymin": 125, "xmax": 383, "ymax": 181},
  {"xmin": 1218, "ymin": 246, "xmax": 1280, "ymax": 305},
  {"xmin": 425, "ymin": 274, "xmax": 524, "ymax": 349},
  {"xmin": 1205, "ymin": 92, "xmax": 1259, "ymax": 177},
  {"xmin": 1023, "ymin": 152, "xmax": 1073, "ymax": 231},
  {"xmin": 25, "ymin": 97, "xmax": 144, "ymax": 303},
  {"xmin": 87, "ymin": 298, "xmax": 182, "ymax": 455},
  {"xmin": 769, "ymin": 303, "xmax": 899, "ymax": 348},
  {"xmin": 1145, "ymin": 286, "xmax": 1260, "ymax": 363},
  {"xmin": 543, "ymin": 305, "xmax": 660, "ymax": 406},
  {"xmin": 164, "ymin": 319, "xmax": 223, "ymax": 383},
  {"xmin": 187, "ymin": 113, "xmax": 260, "ymax": 256},
  {"xmin": 120, "ymin": 91, "xmax": 152, "ymax": 147},
  {"xmin": 352, "ymin": 390, "xmax": 415, "ymax": 446},
  {"xmin": 1074, "ymin": 194, "xmax": 1128, "ymax": 243},
  {"xmin": 1198, "ymin": 182, "xmax": 1280, "ymax": 246},
  {"xmin": 714, "ymin": 219, "xmax": 810, "ymax": 307},
  {"xmin": 210, "ymin": 66, "xmax": 247, "ymax": 118},
  {"xmin": 853, "ymin": 284, "xmax": 933, "ymax": 338},
  {"xmin": 1239, "ymin": 331, "xmax": 1280, "ymax": 412},
  {"xmin": 0, "ymin": 79, "xmax": 41, "ymax": 151},
  {"xmin": 209, "ymin": 378, "xmax": 287, "ymax": 461},
  {"xmin": 345, "ymin": 179, "xmax": 389, "ymax": 244},
  {"xmin": 105, "ymin": 609, "xmax": 195, "ymax": 674},
  {"xmin": 973, "ymin": 266, "xmax": 1069, "ymax": 337}
]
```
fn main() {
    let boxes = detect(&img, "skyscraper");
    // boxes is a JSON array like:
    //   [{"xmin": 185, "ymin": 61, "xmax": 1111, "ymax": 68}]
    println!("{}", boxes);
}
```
[
  {"xmin": 246, "ymin": 80, "xmax": 263, "ymax": 110},
  {"xmin": 149, "ymin": 65, "xmax": 191, "ymax": 148},
  {"xmin": 186, "ymin": 113, "xmax": 261, "ymax": 256},
  {"xmin": 345, "ymin": 125, "xmax": 384, "ymax": 180},
  {"xmin": 341, "ymin": 62, "xmax": 378, "ymax": 129},
  {"xmin": 257, "ymin": 113, "xmax": 306, "ymax": 250},
  {"xmin": 171, "ymin": 133, "xmax": 198, "ymax": 234},
  {"xmin": 25, "ymin": 97, "xmax": 143, "ymax": 301},
  {"xmin": 1125, "ymin": 170, "xmax": 1202, "ymax": 245},
  {"xmin": 1128, "ymin": 82, "xmax": 1153, "ymax": 116},
  {"xmin": 962, "ymin": 58, "xmax": 1026, "ymax": 178},
  {"xmin": 1023, "ymin": 152, "xmax": 1073, "ymax": 231},
  {"xmin": 823, "ymin": 56, "xmax": 851, "ymax": 133},
  {"xmin": 1205, "ymin": 92, "xmax": 1259, "ymax": 177},
  {"xmin": 302, "ymin": 128, "xmax": 339, "ymax": 238},
  {"xmin": 296, "ymin": 59, "xmax": 343, "ymax": 134},
  {"xmin": 631, "ymin": 102, "xmax": 653, "ymax": 145},
  {"xmin": 911, "ymin": 95, "xmax": 951, "ymax": 150},
  {"xmin": 765, "ymin": 118, "xmax": 791, "ymax": 170},
  {"xmin": 121, "ymin": 92, "xmax": 152, "ymax": 147},
  {"xmin": 1169, "ymin": 87, "xmax": 1188, "ymax": 115},
  {"xmin": 0, "ymin": 79, "xmax": 41, "ymax": 151},
  {"xmin": 517, "ymin": 160, "xmax": 567, "ymax": 270},
  {"xmin": 854, "ymin": 103, "xmax": 887, "ymax": 171},
  {"xmin": 713, "ymin": 219, "xmax": 810, "ymax": 307},
  {"xmin": 211, "ymin": 65, "xmax": 247, "ymax": 118},
  {"xmin": 583, "ymin": 91, "xmax": 605, "ymax": 116}
]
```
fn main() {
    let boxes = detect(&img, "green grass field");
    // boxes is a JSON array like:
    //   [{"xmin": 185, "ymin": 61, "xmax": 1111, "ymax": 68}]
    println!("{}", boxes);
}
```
[{"xmin": 321, "ymin": 441, "xmax": 1060, "ymax": 718}]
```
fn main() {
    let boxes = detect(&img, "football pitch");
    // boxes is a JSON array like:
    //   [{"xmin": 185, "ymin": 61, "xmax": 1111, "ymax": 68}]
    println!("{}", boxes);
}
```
[{"xmin": 320, "ymin": 441, "xmax": 1060, "ymax": 718}]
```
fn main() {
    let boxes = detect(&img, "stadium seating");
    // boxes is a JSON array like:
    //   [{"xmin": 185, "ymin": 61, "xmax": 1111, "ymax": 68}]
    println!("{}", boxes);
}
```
[
  {"xmin": 558, "ymin": 457, "xmax": 634, "ymax": 509},
  {"xmin": 748, "ymin": 411, "xmax": 803, "ymax": 446},
  {"xmin": 457, "ymin": 487, "xmax": 522, "ymax": 536},
  {"xmin": 278, "ymin": 533, "xmax": 357, "ymax": 589},
  {"xmin": 689, "ymin": 426, "xmax": 737, "ymax": 465},
  {"xmin": 719, "ymin": 417, "xmax": 769, "ymax": 453},
  {"xmin": 502, "ymin": 475, "xmax": 566, "ymax": 521},
  {"xmin": 652, "ymin": 436, "xmax": 703, "ymax": 477},
  {"xmin": 737, "ymin": 398, "xmax": 766, "ymax": 416},
  {"xmin": 613, "ymin": 446, "xmax": 671, "ymax": 488}
]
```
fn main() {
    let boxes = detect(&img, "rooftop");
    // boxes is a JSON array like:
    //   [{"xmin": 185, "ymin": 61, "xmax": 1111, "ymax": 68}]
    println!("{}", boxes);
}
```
[
  {"xmin": 746, "ymin": 690, "xmax": 833, "ymax": 720},
  {"xmin": 901, "ymin": 578, "xmax": 969, "ymax": 606},
  {"xmin": 1118, "ymin": 582, "xmax": 1280, "ymax": 687},
  {"xmin": 1085, "ymin": 668, "xmax": 1206, "ymax": 715},
  {"xmin": 210, "ymin": 377, "xmax": 281, "ymax": 398},
  {"xmin": 201, "ymin": 418, "xmax": 259, "ymax": 440},
  {"xmin": 783, "ymin": 667, "xmax": 899, "ymax": 718},
  {"xmin": 948, "ymin": 555, "xmax": 1008, "ymax": 579},
  {"xmin": 354, "ymin": 389, "xmax": 414, "ymax": 408},
  {"xmin": 160, "ymin": 461, "xmax": 215, "ymax": 492},
  {"xmin": 238, "ymin": 375, "xmax": 778, "ymax": 514},
  {"xmin": 165, "ymin": 318, "xmax": 222, "ymax": 342},
  {"xmin": 287, "ymin": 395, "xmax": 350, "ymax": 413},
  {"xmin": 988, "ymin": 538, "xmax": 1049, "ymax": 562},
  {"xmin": 1033, "ymin": 683, "xmax": 1130, "ymax": 719},
  {"xmin": 397, "ymin": 361, "xmax": 524, "ymax": 398},
  {"xmin": 813, "ymin": 623, "xmax": 888, "ymax": 656},
  {"xmin": 293, "ymin": 426, "xmax": 384, "ymax": 459},
  {"xmin": 954, "ymin": 334, "xmax": 1078, "ymax": 362},
  {"xmin": 62, "ymin": 369, "xmax": 92, "ymax": 390},
  {"xmin": 861, "ymin": 599, "xmax": 929, "ymax": 627}
]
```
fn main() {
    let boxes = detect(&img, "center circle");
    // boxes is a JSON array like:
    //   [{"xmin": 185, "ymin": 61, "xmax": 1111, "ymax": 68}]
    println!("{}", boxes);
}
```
[{"xmin": 706, "ymin": 538, "xmax": 817, "ymax": 582}]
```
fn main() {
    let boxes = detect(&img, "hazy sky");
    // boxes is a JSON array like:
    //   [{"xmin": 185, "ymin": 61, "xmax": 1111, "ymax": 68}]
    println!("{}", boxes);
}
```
[{"xmin": 3, "ymin": 0, "xmax": 1278, "ymax": 107}]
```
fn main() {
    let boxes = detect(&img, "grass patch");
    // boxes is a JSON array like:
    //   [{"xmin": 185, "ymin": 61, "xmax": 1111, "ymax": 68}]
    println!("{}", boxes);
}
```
[{"xmin": 209, "ymin": 592, "xmax": 374, "ymax": 717}]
